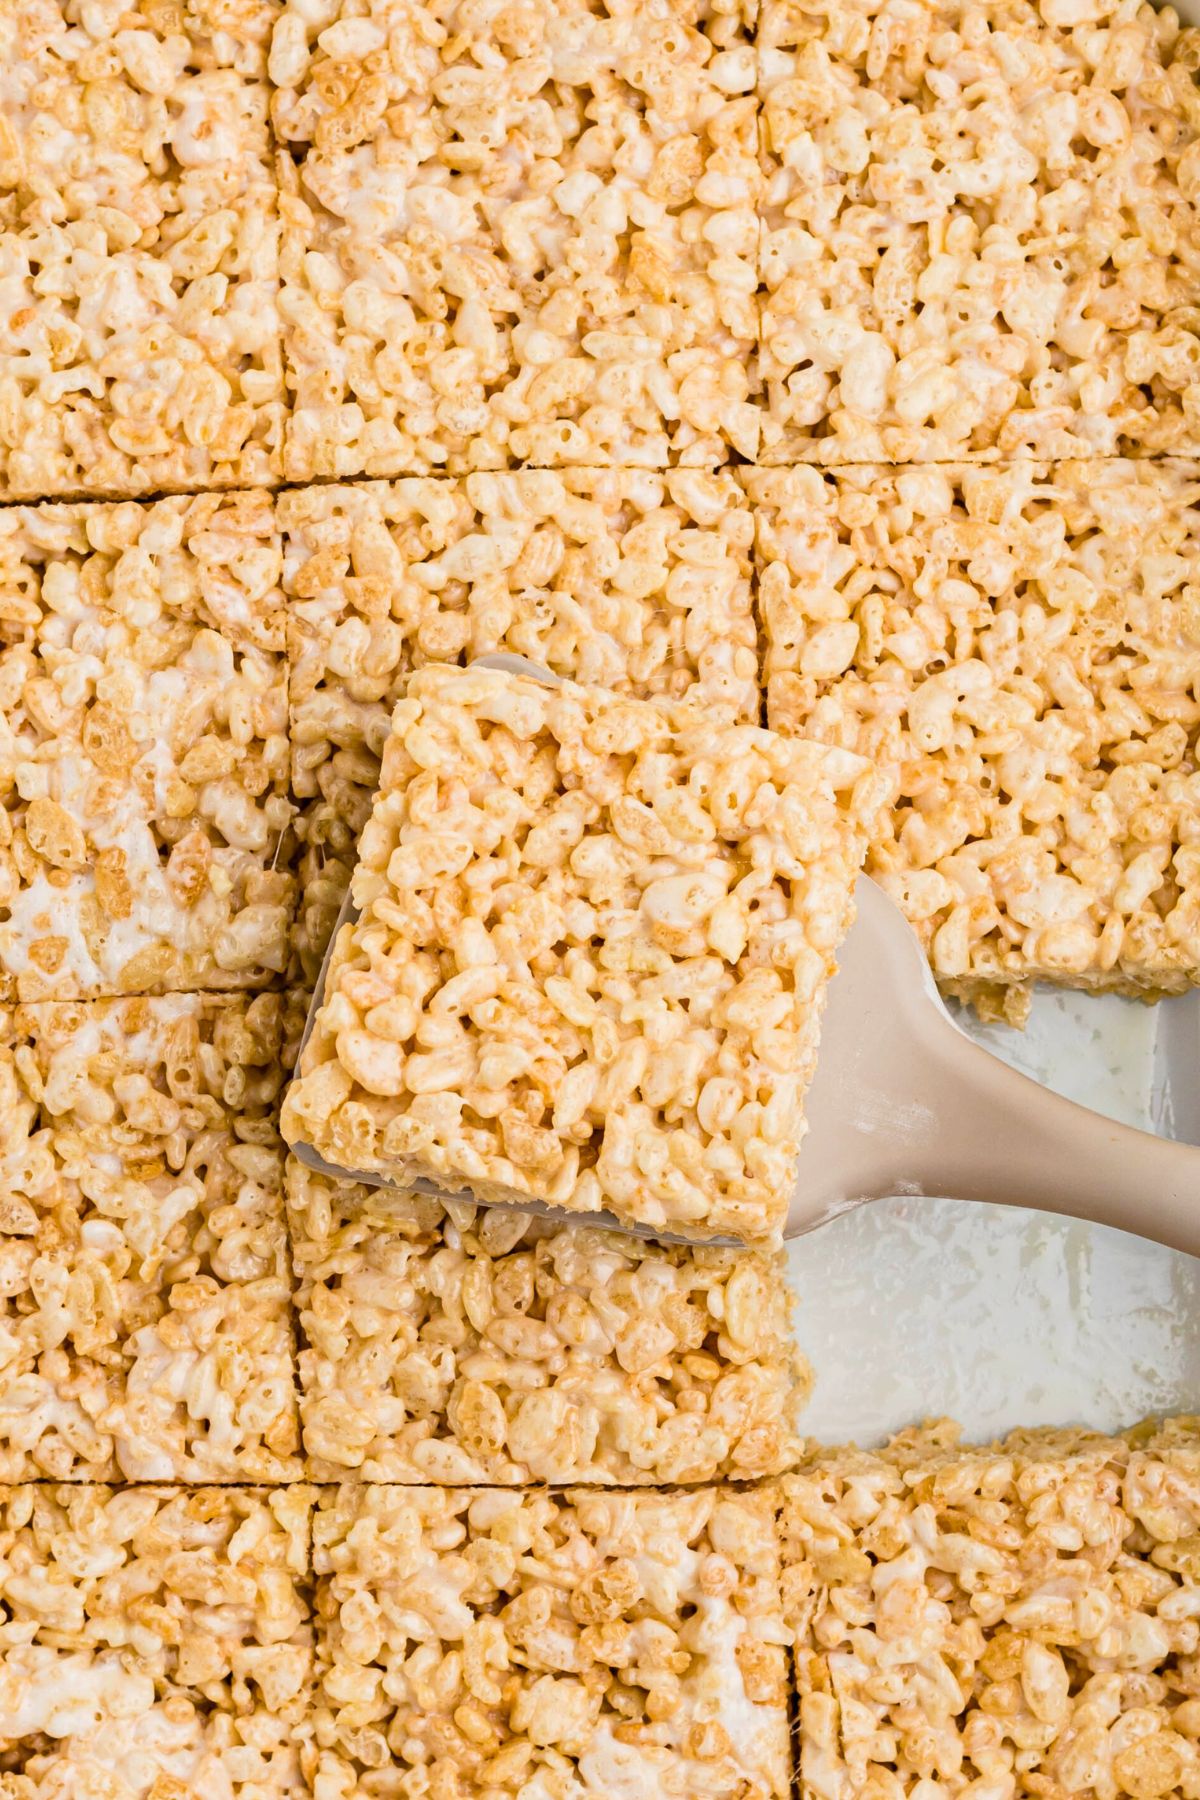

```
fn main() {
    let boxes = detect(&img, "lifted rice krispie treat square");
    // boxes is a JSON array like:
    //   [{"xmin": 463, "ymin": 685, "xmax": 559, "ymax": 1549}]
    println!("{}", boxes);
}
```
[
  {"xmin": 758, "ymin": 0, "xmax": 1200, "ymax": 465},
  {"xmin": 282, "ymin": 663, "xmax": 880, "ymax": 1243},
  {"xmin": 270, "ymin": 0, "xmax": 760, "ymax": 480},
  {"xmin": 747, "ymin": 460, "xmax": 1200, "ymax": 1021},
  {"xmin": 311, "ymin": 1482, "xmax": 792, "ymax": 1798},
  {"xmin": 0, "ymin": 1483, "xmax": 314, "ymax": 1796},
  {"xmin": 0, "ymin": 493, "xmax": 294, "ymax": 1003},
  {"xmin": 0, "ymin": 991, "xmax": 302, "ymax": 1482},
  {"xmin": 283, "ymin": 468, "xmax": 759, "ymax": 978},
  {"xmin": 286, "ymin": 1156, "xmax": 805, "ymax": 1483},
  {"xmin": 0, "ymin": 0, "xmax": 284, "ymax": 502},
  {"xmin": 780, "ymin": 1417, "xmax": 1200, "ymax": 1800}
]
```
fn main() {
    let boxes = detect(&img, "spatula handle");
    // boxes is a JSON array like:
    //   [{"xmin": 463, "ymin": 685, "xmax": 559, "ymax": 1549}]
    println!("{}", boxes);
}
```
[
  {"xmin": 792, "ymin": 880, "xmax": 1200, "ymax": 1256},
  {"xmin": 886, "ymin": 1030, "xmax": 1200, "ymax": 1259}
]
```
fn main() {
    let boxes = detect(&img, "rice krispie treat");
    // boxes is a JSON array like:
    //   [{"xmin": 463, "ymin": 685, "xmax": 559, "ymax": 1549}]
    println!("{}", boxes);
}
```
[
  {"xmin": 0, "ymin": 493, "xmax": 294, "ymax": 1002},
  {"xmin": 758, "ymin": 0, "xmax": 1200, "ymax": 464},
  {"xmin": 282, "ymin": 662, "xmax": 881, "ymax": 1243},
  {"xmin": 0, "ymin": 1482, "xmax": 314, "ymax": 1796},
  {"xmin": 286, "ymin": 1156, "xmax": 805, "ymax": 1483},
  {"xmin": 270, "ymin": 0, "xmax": 760, "ymax": 480},
  {"xmin": 781, "ymin": 1417, "xmax": 1200, "ymax": 1800},
  {"xmin": 311, "ymin": 1482, "xmax": 792, "ymax": 1798},
  {"xmin": 283, "ymin": 468, "xmax": 760, "ymax": 977},
  {"xmin": 0, "ymin": 0, "xmax": 284, "ymax": 503},
  {"xmin": 748, "ymin": 459, "xmax": 1200, "ymax": 1021},
  {"xmin": 0, "ymin": 991, "xmax": 302, "ymax": 1482}
]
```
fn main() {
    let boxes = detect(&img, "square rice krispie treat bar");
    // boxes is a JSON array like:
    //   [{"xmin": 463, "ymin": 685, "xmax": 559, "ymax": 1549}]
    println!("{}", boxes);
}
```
[
  {"xmin": 0, "ymin": 991, "xmax": 302, "ymax": 1482},
  {"xmin": 286, "ymin": 1156, "xmax": 805, "ymax": 1483},
  {"xmin": 0, "ymin": 1483, "xmax": 314, "ymax": 1796},
  {"xmin": 282, "ymin": 662, "xmax": 881, "ymax": 1243},
  {"xmin": 748, "ymin": 460, "xmax": 1200, "ymax": 1022},
  {"xmin": 283, "ymin": 468, "xmax": 759, "ymax": 978},
  {"xmin": 0, "ymin": 492, "xmax": 294, "ymax": 1002},
  {"xmin": 311, "ymin": 1482, "xmax": 792, "ymax": 1798},
  {"xmin": 758, "ymin": 0, "xmax": 1200, "ymax": 464},
  {"xmin": 781, "ymin": 1417, "xmax": 1200, "ymax": 1800},
  {"xmin": 0, "ymin": 0, "xmax": 284, "ymax": 502},
  {"xmin": 270, "ymin": 0, "xmax": 761, "ymax": 480}
]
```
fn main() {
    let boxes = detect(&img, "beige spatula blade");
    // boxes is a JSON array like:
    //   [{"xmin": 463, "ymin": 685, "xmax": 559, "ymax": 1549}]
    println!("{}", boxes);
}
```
[{"xmin": 789, "ymin": 879, "xmax": 1200, "ymax": 1255}]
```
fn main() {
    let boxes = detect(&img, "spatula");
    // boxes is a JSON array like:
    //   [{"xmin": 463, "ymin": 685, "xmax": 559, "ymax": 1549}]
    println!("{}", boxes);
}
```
[{"xmin": 793, "ymin": 877, "xmax": 1200, "ymax": 1257}]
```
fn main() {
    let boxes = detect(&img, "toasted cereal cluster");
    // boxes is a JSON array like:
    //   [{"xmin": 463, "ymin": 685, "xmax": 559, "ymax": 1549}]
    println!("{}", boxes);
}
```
[
  {"xmin": 283, "ymin": 468, "xmax": 760, "ymax": 976},
  {"xmin": 0, "ymin": 991, "xmax": 301, "ymax": 1482},
  {"xmin": 270, "ymin": 0, "xmax": 761, "ymax": 480},
  {"xmin": 0, "ymin": 493, "xmax": 294, "ymax": 1002},
  {"xmin": 0, "ymin": 0, "xmax": 284, "ymax": 502},
  {"xmin": 0, "ymin": 1482, "xmax": 314, "ymax": 1796},
  {"xmin": 758, "ymin": 0, "xmax": 1200, "ymax": 464},
  {"xmin": 286, "ymin": 1156, "xmax": 805, "ymax": 1483},
  {"xmin": 781, "ymin": 1417, "xmax": 1200, "ymax": 1800},
  {"xmin": 748, "ymin": 459, "xmax": 1200, "ymax": 1021},
  {"xmin": 310, "ymin": 1482, "xmax": 791, "ymax": 1798},
  {"xmin": 282, "ymin": 663, "xmax": 881, "ymax": 1243}
]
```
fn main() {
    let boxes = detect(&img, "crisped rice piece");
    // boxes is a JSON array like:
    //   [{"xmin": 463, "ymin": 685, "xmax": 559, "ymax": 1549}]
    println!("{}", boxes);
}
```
[
  {"xmin": 0, "ymin": 991, "xmax": 302, "ymax": 1482},
  {"xmin": 758, "ymin": 0, "xmax": 1200, "ymax": 464},
  {"xmin": 311, "ymin": 1482, "xmax": 792, "ymax": 1798},
  {"xmin": 747, "ymin": 460, "xmax": 1200, "ymax": 1020},
  {"xmin": 0, "ymin": 1482, "xmax": 314, "ymax": 1797},
  {"xmin": 282, "ymin": 468, "xmax": 760, "ymax": 977},
  {"xmin": 0, "ymin": 0, "xmax": 284, "ymax": 502},
  {"xmin": 270, "ymin": 0, "xmax": 760, "ymax": 480},
  {"xmin": 0, "ymin": 493, "xmax": 294, "ymax": 1002},
  {"xmin": 286, "ymin": 1155, "xmax": 806, "ymax": 1483},
  {"xmin": 282, "ymin": 663, "xmax": 881, "ymax": 1244},
  {"xmin": 780, "ymin": 1417, "xmax": 1200, "ymax": 1800}
]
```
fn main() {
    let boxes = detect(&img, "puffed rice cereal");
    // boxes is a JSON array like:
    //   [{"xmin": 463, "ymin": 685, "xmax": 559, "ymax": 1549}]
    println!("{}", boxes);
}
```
[
  {"xmin": 781, "ymin": 1415, "xmax": 1200, "ymax": 1800},
  {"xmin": 271, "ymin": 0, "xmax": 761, "ymax": 479},
  {"xmin": 282, "ymin": 662, "xmax": 882, "ymax": 1243},
  {"xmin": 310, "ymin": 1481, "xmax": 791, "ymax": 1798},
  {"xmin": 0, "ymin": 0, "xmax": 284, "ymax": 502},
  {"xmin": 0, "ymin": 1482, "xmax": 314, "ymax": 1798},
  {"xmin": 747, "ymin": 459, "xmax": 1200, "ymax": 1021},
  {"xmin": 758, "ymin": 0, "xmax": 1200, "ymax": 464},
  {"xmin": 283, "ymin": 469, "xmax": 760, "ymax": 978},
  {"xmin": 0, "ymin": 492, "xmax": 295, "ymax": 1002},
  {"xmin": 286, "ymin": 1155, "xmax": 805, "ymax": 1483},
  {"xmin": 0, "ymin": 991, "xmax": 302, "ymax": 1482}
]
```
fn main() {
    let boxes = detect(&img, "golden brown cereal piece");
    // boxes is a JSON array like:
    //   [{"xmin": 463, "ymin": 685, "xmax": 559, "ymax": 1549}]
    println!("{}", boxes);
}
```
[
  {"xmin": 0, "ymin": 1482, "xmax": 314, "ymax": 1792},
  {"xmin": 781, "ymin": 1418, "xmax": 1200, "ymax": 1800},
  {"xmin": 271, "ymin": 0, "xmax": 760, "ymax": 479},
  {"xmin": 282, "ymin": 663, "xmax": 883, "ymax": 1244},
  {"xmin": 286, "ymin": 1156, "xmax": 806, "ymax": 1482},
  {"xmin": 747, "ymin": 460, "xmax": 1200, "ymax": 1015},
  {"xmin": 758, "ymin": 0, "xmax": 1200, "ymax": 464},
  {"xmin": 311, "ymin": 1482, "xmax": 792, "ymax": 1798},
  {"xmin": 0, "ymin": 493, "xmax": 294, "ymax": 1001},
  {"xmin": 282, "ymin": 468, "xmax": 760, "ymax": 976},
  {"xmin": 0, "ymin": 0, "xmax": 283, "ymax": 501},
  {"xmin": 0, "ymin": 992, "xmax": 302, "ymax": 1482}
]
